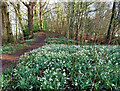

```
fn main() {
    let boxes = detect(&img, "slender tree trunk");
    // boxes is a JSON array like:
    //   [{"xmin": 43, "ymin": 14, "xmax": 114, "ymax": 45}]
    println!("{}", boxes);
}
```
[
  {"xmin": 10, "ymin": 2, "xmax": 24, "ymax": 41},
  {"xmin": 39, "ymin": 1, "xmax": 43, "ymax": 31},
  {"xmin": 81, "ymin": 2, "xmax": 87, "ymax": 45},
  {"xmin": 75, "ymin": 2, "xmax": 82, "ymax": 44},
  {"xmin": 17, "ymin": 3, "xmax": 24, "ymax": 41},
  {"xmin": 106, "ymin": 1, "xmax": 116, "ymax": 42},
  {"xmin": 34, "ymin": 4, "xmax": 37, "ymax": 16},
  {"xmin": 0, "ymin": 2, "xmax": 2, "ymax": 45},
  {"xmin": 69, "ymin": 2, "xmax": 75, "ymax": 39},
  {"xmin": 0, "ymin": 1, "xmax": 2, "ymax": 78},
  {"xmin": 15, "ymin": 9, "xmax": 17, "ymax": 41},
  {"xmin": 66, "ymin": 2, "xmax": 70, "ymax": 43}
]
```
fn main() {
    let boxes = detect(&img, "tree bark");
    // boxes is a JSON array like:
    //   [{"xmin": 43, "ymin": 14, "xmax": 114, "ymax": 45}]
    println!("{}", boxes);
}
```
[
  {"xmin": 2, "ymin": 2, "xmax": 14, "ymax": 44},
  {"xmin": 0, "ymin": 1, "xmax": 2, "ymax": 78},
  {"xmin": 39, "ymin": 1, "xmax": 43, "ymax": 31},
  {"xmin": 0, "ymin": 2, "xmax": 2, "ymax": 46},
  {"xmin": 10, "ymin": 2, "xmax": 25, "ymax": 41},
  {"xmin": 22, "ymin": 1, "xmax": 35, "ymax": 39},
  {"xmin": 69, "ymin": 2, "xmax": 75, "ymax": 39},
  {"xmin": 106, "ymin": 1, "xmax": 116, "ymax": 42},
  {"xmin": 28, "ymin": 2, "xmax": 34, "ymax": 38},
  {"xmin": 81, "ymin": 2, "xmax": 87, "ymax": 45},
  {"xmin": 15, "ymin": 7, "xmax": 18, "ymax": 41},
  {"xmin": 75, "ymin": 2, "xmax": 82, "ymax": 44}
]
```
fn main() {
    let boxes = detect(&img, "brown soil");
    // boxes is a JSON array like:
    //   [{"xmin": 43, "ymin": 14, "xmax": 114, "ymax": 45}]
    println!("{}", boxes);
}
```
[{"xmin": 2, "ymin": 32, "xmax": 46, "ymax": 71}]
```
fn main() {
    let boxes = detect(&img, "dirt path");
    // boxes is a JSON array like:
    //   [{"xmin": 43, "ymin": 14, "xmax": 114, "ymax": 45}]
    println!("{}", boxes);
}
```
[{"xmin": 2, "ymin": 32, "xmax": 46, "ymax": 71}]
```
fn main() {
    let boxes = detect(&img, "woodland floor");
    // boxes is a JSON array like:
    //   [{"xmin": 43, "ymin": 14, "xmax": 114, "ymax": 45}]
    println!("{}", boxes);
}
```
[{"xmin": 2, "ymin": 32, "xmax": 46, "ymax": 71}]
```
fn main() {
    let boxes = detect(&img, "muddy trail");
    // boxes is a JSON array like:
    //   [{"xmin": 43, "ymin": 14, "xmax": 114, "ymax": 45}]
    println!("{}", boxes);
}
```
[{"xmin": 2, "ymin": 32, "xmax": 46, "ymax": 71}]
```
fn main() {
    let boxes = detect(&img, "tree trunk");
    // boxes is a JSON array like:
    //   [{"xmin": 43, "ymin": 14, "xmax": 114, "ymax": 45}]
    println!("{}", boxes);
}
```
[
  {"xmin": 81, "ymin": 2, "xmax": 87, "ymax": 45},
  {"xmin": 0, "ymin": 2, "xmax": 2, "ymax": 46},
  {"xmin": 69, "ymin": 2, "xmax": 75, "ymax": 39},
  {"xmin": 2, "ymin": 2, "xmax": 14, "ymax": 44},
  {"xmin": 106, "ymin": 1, "xmax": 116, "ymax": 42},
  {"xmin": 28, "ymin": 3, "xmax": 34, "ymax": 38},
  {"xmin": 0, "ymin": 1, "xmax": 2, "ymax": 78},
  {"xmin": 15, "ymin": 8, "xmax": 18, "ymax": 41},
  {"xmin": 66, "ymin": 2, "xmax": 70, "ymax": 43},
  {"xmin": 39, "ymin": 1, "xmax": 43, "ymax": 31},
  {"xmin": 10, "ymin": 2, "xmax": 25, "ymax": 41},
  {"xmin": 75, "ymin": 2, "xmax": 82, "ymax": 45},
  {"xmin": 17, "ymin": 3, "xmax": 25, "ymax": 41}
]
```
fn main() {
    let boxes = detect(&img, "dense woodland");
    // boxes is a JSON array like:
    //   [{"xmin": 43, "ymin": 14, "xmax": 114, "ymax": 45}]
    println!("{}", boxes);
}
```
[
  {"xmin": 0, "ymin": 0, "xmax": 120, "ymax": 90},
  {"xmin": 1, "ymin": 1, "xmax": 120, "ymax": 45}
]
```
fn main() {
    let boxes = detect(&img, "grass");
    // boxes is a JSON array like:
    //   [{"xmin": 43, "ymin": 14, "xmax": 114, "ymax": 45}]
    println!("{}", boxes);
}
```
[
  {"xmin": 1, "ymin": 43, "xmax": 29, "ymax": 54},
  {"xmin": 45, "ymin": 36, "xmax": 92, "ymax": 45}
]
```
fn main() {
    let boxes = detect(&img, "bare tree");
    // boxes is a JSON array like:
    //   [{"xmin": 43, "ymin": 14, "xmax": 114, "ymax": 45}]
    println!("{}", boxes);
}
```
[{"xmin": 22, "ymin": 0, "xmax": 36, "ymax": 38}]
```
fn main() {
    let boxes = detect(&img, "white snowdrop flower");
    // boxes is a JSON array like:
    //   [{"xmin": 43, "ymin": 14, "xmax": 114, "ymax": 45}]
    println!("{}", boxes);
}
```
[
  {"xmin": 56, "ymin": 78, "xmax": 59, "ymax": 81},
  {"xmin": 63, "ymin": 69, "xmax": 65, "ymax": 71},
  {"xmin": 49, "ymin": 78, "xmax": 53, "ymax": 81},
  {"xmin": 64, "ymin": 81, "xmax": 67, "ymax": 84},
  {"xmin": 79, "ymin": 70, "xmax": 81, "ymax": 73},
  {"xmin": 50, "ymin": 86, "xmax": 53, "ymax": 89},
  {"xmin": 37, "ymin": 77, "xmax": 40, "ymax": 80},
  {"xmin": 86, "ymin": 81, "xmax": 89, "ymax": 84},
  {"xmin": 12, "ymin": 86, "xmax": 15, "ymax": 88},
  {"xmin": 40, "ymin": 79, "xmax": 43, "ymax": 81},
  {"xmin": 75, "ymin": 82, "xmax": 78, "ymax": 86},
  {"xmin": 115, "ymin": 63, "xmax": 118, "ymax": 65},
  {"xmin": 113, "ymin": 57, "xmax": 115, "ymax": 59},
  {"xmin": 29, "ymin": 86, "xmax": 33, "ymax": 89},
  {"xmin": 52, "ymin": 68, "xmax": 54, "ymax": 70},
  {"xmin": 112, "ymin": 84, "xmax": 115, "ymax": 86},
  {"xmin": 56, "ymin": 68, "xmax": 59, "ymax": 71},
  {"xmin": 63, "ymin": 72, "xmax": 66, "ymax": 76},
  {"xmin": 107, "ymin": 66, "xmax": 109, "ymax": 69},
  {"xmin": 1, "ymin": 85, "xmax": 3, "ymax": 87},
  {"xmin": 44, "ymin": 81, "xmax": 47, "ymax": 85},
  {"xmin": 36, "ymin": 64, "xmax": 39, "ymax": 67},
  {"xmin": 42, "ymin": 77, "xmax": 46, "ymax": 80},
  {"xmin": 14, "ymin": 69, "xmax": 17, "ymax": 72},
  {"xmin": 53, "ymin": 71, "xmax": 57, "ymax": 75},
  {"xmin": 58, "ymin": 82, "xmax": 60, "ymax": 86},
  {"xmin": 67, "ymin": 78, "xmax": 70, "ymax": 80}
]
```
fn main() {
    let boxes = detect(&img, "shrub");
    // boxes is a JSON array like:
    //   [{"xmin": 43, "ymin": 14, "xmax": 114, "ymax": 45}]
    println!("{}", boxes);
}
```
[
  {"xmin": 1, "ymin": 43, "xmax": 29, "ymax": 54},
  {"xmin": 45, "ymin": 37, "xmax": 90, "ymax": 45},
  {"xmin": 1, "ymin": 44, "xmax": 119, "ymax": 90}
]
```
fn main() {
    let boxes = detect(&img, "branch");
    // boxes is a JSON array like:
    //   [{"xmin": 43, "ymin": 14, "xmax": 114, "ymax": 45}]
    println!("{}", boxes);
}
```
[
  {"xmin": 43, "ymin": 7, "xmax": 59, "ymax": 15},
  {"xmin": 86, "ymin": 9, "xmax": 98, "ymax": 14},
  {"xmin": 20, "ymin": 0, "xmax": 28, "ymax": 7},
  {"xmin": 43, "ymin": 1, "xmax": 49, "ymax": 11},
  {"xmin": 32, "ymin": 2, "xmax": 36, "ymax": 7},
  {"xmin": 40, "ymin": 1, "xmax": 47, "ymax": 8}
]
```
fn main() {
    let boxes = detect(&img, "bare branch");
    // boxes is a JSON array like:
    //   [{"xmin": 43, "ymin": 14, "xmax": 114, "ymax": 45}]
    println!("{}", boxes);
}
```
[
  {"xmin": 20, "ymin": 0, "xmax": 28, "ymax": 7},
  {"xmin": 40, "ymin": 1, "xmax": 47, "ymax": 8},
  {"xmin": 43, "ymin": 7, "xmax": 59, "ymax": 15}
]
